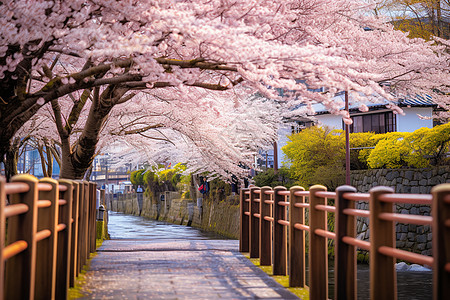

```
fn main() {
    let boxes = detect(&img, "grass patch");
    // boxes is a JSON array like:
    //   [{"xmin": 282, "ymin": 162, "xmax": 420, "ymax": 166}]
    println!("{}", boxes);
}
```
[
  {"xmin": 245, "ymin": 255, "xmax": 309, "ymax": 300},
  {"xmin": 68, "ymin": 239, "xmax": 104, "ymax": 299}
]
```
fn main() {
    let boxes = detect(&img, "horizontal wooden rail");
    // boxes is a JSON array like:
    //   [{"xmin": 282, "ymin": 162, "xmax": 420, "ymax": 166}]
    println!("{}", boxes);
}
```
[
  {"xmin": 37, "ymin": 182, "xmax": 52, "ymax": 191},
  {"xmin": 245, "ymin": 191, "xmax": 250, "ymax": 195},
  {"xmin": 342, "ymin": 236, "xmax": 371, "ymax": 250},
  {"xmin": 57, "ymin": 224, "xmax": 67, "ymax": 232},
  {"xmin": 277, "ymin": 190, "xmax": 290, "ymax": 196},
  {"xmin": 378, "ymin": 246, "xmax": 434, "ymax": 266},
  {"xmin": 315, "ymin": 204, "xmax": 336, "ymax": 213},
  {"xmin": 278, "ymin": 220, "xmax": 290, "ymax": 226},
  {"xmin": 343, "ymin": 192, "xmax": 370, "ymax": 201},
  {"xmin": 244, "ymin": 212, "xmax": 250, "ymax": 216},
  {"xmin": 4, "ymin": 182, "xmax": 29, "ymax": 194},
  {"xmin": 446, "ymin": 263, "xmax": 450, "ymax": 273},
  {"xmin": 37, "ymin": 200, "xmax": 52, "ymax": 208},
  {"xmin": 379, "ymin": 212, "xmax": 433, "ymax": 225},
  {"xmin": 343, "ymin": 208, "xmax": 370, "ymax": 218},
  {"xmin": 36, "ymin": 229, "xmax": 52, "ymax": 242},
  {"xmin": 445, "ymin": 219, "xmax": 450, "ymax": 227},
  {"xmin": 316, "ymin": 191, "xmax": 337, "ymax": 199},
  {"xmin": 253, "ymin": 190, "xmax": 261, "ymax": 194},
  {"xmin": 245, "ymin": 199, "xmax": 250, "ymax": 202},
  {"xmin": 315, "ymin": 229, "xmax": 336, "ymax": 240},
  {"xmin": 294, "ymin": 202, "xmax": 310, "ymax": 208},
  {"xmin": 3, "ymin": 240, "xmax": 28, "ymax": 260},
  {"xmin": 445, "ymin": 194, "xmax": 450, "ymax": 204},
  {"xmin": 264, "ymin": 216, "xmax": 274, "ymax": 222},
  {"xmin": 4, "ymin": 203, "xmax": 29, "ymax": 218},
  {"xmin": 58, "ymin": 199, "xmax": 67, "ymax": 206},
  {"xmin": 294, "ymin": 190, "xmax": 309, "ymax": 197},
  {"xmin": 379, "ymin": 193, "xmax": 432, "ymax": 205},
  {"xmin": 58, "ymin": 185, "xmax": 68, "ymax": 192},
  {"xmin": 294, "ymin": 223, "xmax": 310, "ymax": 232},
  {"xmin": 254, "ymin": 213, "xmax": 261, "ymax": 218},
  {"xmin": 253, "ymin": 199, "xmax": 261, "ymax": 203},
  {"xmin": 264, "ymin": 190, "xmax": 274, "ymax": 195},
  {"xmin": 264, "ymin": 200, "xmax": 274, "ymax": 204},
  {"xmin": 278, "ymin": 201, "xmax": 289, "ymax": 207}
]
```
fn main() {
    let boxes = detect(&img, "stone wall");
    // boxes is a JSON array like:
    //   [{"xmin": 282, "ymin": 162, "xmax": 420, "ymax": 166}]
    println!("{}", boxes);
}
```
[
  {"xmin": 351, "ymin": 165, "xmax": 450, "ymax": 194},
  {"xmin": 351, "ymin": 166, "xmax": 449, "ymax": 259}
]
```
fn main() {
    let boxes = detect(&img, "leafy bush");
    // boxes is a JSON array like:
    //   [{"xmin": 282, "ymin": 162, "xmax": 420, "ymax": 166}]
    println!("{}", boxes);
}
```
[
  {"xmin": 282, "ymin": 126, "xmax": 371, "ymax": 190},
  {"xmin": 253, "ymin": 167, "xmax": 296, "ymax": 188},
  {"xmin": 130, "ymin": 169, "xmax": 145, "ymax": 186},
  {"xmin": 283, "ymin": 123, "xmax": 450, "ymax": 190},
  {"xmin": 367, "ymin": 123, "xmax": 450, "ymax": 168}
]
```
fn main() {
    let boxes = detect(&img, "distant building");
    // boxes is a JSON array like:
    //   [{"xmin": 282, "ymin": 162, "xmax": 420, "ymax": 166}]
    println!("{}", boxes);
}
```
[
  {"xmin": 90, "ymin": 154, "xmax": 133, "ymax": 193},
  {"xmin": 293, "ymin": 93, "xmax": 436, "ymax": 134}
]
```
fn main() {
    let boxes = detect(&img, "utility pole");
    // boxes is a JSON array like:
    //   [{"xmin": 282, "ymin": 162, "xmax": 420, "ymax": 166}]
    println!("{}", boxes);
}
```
[
  {"xmin": 273, "ymin": 141, "xmax": 278, "ymax": 174},
  {"xmin": 345, "ymin": 91, "xmax": 351, "ymax": 185}
]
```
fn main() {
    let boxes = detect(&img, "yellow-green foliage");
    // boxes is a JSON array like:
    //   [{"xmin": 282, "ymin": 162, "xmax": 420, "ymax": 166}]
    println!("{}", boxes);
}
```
[
  {"xmin": 367, "ymin": 132, "xmax": 411, "ymax": 168},
  {"xmin": 367, "ymin": 123, "xmax": 450, "ymax": 168},
  {"xmin": 284, "ymin": 124, "xmax": 450, "ymax": 185},
  {"xmin": 283, "ymin": 126, "xmax": 375, "ymax": 189},
  {"xmin": 283, "ymin": 126, "xmax": 345, "ymax": 189},
  {"xmin": 141, "ymin": 163, "xmax": 190, "ymax": 198}
]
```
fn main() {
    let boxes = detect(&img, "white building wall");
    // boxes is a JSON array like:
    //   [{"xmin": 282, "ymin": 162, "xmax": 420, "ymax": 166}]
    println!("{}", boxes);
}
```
[
  {"xmin": 315, "ymin": 114, "xmax": 344, "ymax": 130},
  {"xmin": 396, "ymin": 107, "xmax": 433, "ymax": 132}
]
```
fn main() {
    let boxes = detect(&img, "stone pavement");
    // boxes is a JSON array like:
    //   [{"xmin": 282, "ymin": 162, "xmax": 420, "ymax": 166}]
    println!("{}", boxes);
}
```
[{"xmin": 78, "ymin": 238, "xmax": 299, "ymax": 299}]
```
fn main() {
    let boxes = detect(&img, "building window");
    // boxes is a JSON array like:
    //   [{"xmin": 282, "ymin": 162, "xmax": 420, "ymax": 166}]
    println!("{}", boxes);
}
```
[
  {"xmin": 291, "ymin": 121, "xmax": 314, "ymax": 134},
  {"xmin": 348, "ymin": 111, "xmax": 396, "ymax": 134}
]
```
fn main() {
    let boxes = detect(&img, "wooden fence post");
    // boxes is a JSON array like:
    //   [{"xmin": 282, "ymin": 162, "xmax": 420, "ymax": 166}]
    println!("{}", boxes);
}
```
[
  {"xmin": 260, "ymin": 186, "xmax": 272, "ymax": 266},
  {"xmin": 82, "ymin": 182, "xmax": 90, "ymax": 262},
  {"xmin": 289, "ymin": 186, "xmax": 306, "ymax": 287},
  {"xmin": 70, "ymin": 181, "xmax": 80, "ymax": 284},
  {"xmin": 369, "ymin": 186, "xmax": 396, "ymax": 300},
  {"xmin": 89, "ymin": 183, "xmax": 97, "ymax": 253},
  {"xmin": 335, "ymin": 185, "xmax": 357, "ymax": 300},
  {"xmin": 56, "ymin": 180, "xmax": 73, "ymax": 300},
  {"xmin": 5, "ymin": 174, "xmax": 39, "ymax": 300},
  {"xmin": 309, "ymin": 184, "xmax": 328, "ymax": 300},
  {"xmin": 0, "ymin": 177, "xmax": 6, "ymax": 297},
  {"xmin": 431, "ymin": 183, "xmax": 450, "ymax": 300},
  {"xmin": 239, "ymin": 188, "xmax": 249, "ymax": 252},
  {"xmin": 77, "ymin": 181, "xmax": 85, "ymax": 274},
  {"xmin": 273, "ymin": 186, "xmax": 287, "ymax": 275},
  {"xmin": 249, "ymin": 186, "xmax": 261, "ymax": 258},
  {"xmin": 35, "ymin": 178, "xmax": 59, "ymax": 300}
]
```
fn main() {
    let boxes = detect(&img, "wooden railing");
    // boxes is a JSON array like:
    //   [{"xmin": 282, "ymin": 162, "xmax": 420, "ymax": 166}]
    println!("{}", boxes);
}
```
[
  {"xmin": 0, "ymin": 174, "xmax": 99, "ymax": 300},
  {"xmin": 240, "ymin": 183, "xmax": 450, "ymax": 300}
]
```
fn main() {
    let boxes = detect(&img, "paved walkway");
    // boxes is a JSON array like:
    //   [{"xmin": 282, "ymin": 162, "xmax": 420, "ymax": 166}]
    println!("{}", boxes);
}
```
[
  {"xmin": 77, "ymin": 213, "xmax": 298, "ymax": 299},
  {"xmin": 79, "ymin": 239, "xmax": 298, "ymax": 299}
]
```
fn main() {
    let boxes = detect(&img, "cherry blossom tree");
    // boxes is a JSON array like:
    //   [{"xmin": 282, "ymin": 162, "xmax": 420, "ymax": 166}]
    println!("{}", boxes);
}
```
[{"xmin": 1, "ymin": 0, "xmax": 449, "ymax": 179}]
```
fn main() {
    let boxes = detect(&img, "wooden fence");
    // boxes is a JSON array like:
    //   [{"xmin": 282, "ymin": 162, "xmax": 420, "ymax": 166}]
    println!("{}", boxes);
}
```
[
  {"xmin": 0, "ymin": 174, "xmax": 99, "ymax": 300},
  {"xmin": 240, "ymin": 183, "xmax": 450, "ymax": 300}
]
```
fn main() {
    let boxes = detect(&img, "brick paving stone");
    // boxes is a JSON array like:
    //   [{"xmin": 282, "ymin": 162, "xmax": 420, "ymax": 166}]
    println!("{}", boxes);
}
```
[{"xmin": 77, "ymin": 239, "xmax": 298, "ymax": 299}]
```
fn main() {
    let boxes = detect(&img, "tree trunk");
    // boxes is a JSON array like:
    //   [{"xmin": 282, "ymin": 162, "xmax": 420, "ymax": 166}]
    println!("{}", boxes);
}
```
[
  {"xmin": 59, "ymin": 86, "xmax": 128, "ymax": 179},
  {"xmin": 4, "ymin": 141, "xmax": 19, "ymax": 181}
]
